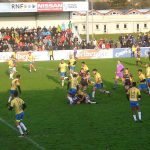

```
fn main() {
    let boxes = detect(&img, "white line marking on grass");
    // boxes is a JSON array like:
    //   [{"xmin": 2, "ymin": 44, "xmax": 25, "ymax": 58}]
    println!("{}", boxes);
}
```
[{"xmin": 0, "ymin": 117, "xmax": 45, "ymax": 150}]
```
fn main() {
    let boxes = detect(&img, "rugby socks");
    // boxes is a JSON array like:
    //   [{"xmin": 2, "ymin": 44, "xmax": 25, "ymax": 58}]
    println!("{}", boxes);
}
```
[
  {"xmin": 70, "ymin": 73, "xmax": 73, "ymax": 78},
  {"xmin": 62, "ymin": 80, "xmax": 64, "ymax": 87},
  {"xmin": 17, "ymin": 125, "xmax": 24, "ymax": 135},
  {"xmin": 10, "ymin": 73, "xmax": 13, "ymax": 79},
  {"xmin": 20, "ymin": 122, "xmax": 27, "ymax": 131},
  {"xmin": 138, "ymin": 112, "xmax": 142, "ymax": 121},
  {"xmin": 92, "ymin": 91, "xmax": 95, "ymax": 98},
  {"xmin": 13, "ymin": 67, "xmax": 17, "ymax": 72},
  {"xmin": 148, "ymin": 87, "xmax": 150, "ymax": 95},
  {"xmin": 133, "ymin": 115, "xmax": 137, "ymax": 122},
  {"xmin": 64, "ymin": 77, "xmax": 68, "ymax": 80},
  {"xmin": 105, "ymin": 91, "xmax": 110, "ymax": 94},
  {"xmin": 8, "ymin": 96, "xmax": 12, "ymax": 103}
]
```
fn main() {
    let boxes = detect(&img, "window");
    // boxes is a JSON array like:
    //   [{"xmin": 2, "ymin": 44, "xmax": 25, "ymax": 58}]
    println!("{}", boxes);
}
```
[
  {"xmin": 137, "ymin": 24, "xmax": 139, "ymax": 32},
  {"xmin": 83, "ymin": 25, "xmax": 86, "ymax": 30},
  {"xmin": 144, "ymin": 24, "xmax": 147, "ymax": 28},
  {"xmin": 72, "ymin": 13, "xmax": 76, "ymax": 15},
  {"xmin": 124, "ymin": 24, "xmax": 127, "ymax": 29},
  {"xmin": 75, "ymin": 26, "xmax": 78, "ymax": 30},
  {"xmin": 96, "ymin": 25, "xmax": 99, "ymax": 30},
  {"xmin": 104, "ymin": 25, "xmax": 106, "ymax": 33},
  {"xmin": 116, "ymin": 24, "xmax": 119, "ymax": 29}
]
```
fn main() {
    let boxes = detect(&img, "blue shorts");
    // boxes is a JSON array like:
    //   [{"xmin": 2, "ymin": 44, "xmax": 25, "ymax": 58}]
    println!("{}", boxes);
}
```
[
  {"xmin": 130, "ymin": 101, "xmax": 139, "ymax": 108},
  {"xmin": 94, "ymin": 83, "xmax": 103, "ymax": 89},
  {"xmin": 16, "ymin": 112, "xmax": 24, "ymax": 122},
  {"xmin": 69, "ymin": 88, "xmax": 77, "ymax": 96},
  {"xmin": 146, "ymin": 78, "xmax": 150, "ymax": 84},
  {"xmin": 70, "ymin": 66, "xmax": 75, "ymax": 71},
  {"xmin": 138, "ymin": 83, "xmax": 148, "ymax": 90},
  {"xmin": 60, "ymin": 72, "xmax": 66, "ymax": 77},
  {"xmin": 29, "ymin": 61, "xmax": 33, "ymax": 65},
  {"xmin": 10, "ymin": 90, "xmax": 17, "ymax": 95}
]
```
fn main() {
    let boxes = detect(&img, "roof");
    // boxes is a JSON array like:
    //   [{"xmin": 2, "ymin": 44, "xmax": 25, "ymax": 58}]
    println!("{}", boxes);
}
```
[{"xmin": 73, "ymin": 9, "xmax": 150, "ymax": 15}]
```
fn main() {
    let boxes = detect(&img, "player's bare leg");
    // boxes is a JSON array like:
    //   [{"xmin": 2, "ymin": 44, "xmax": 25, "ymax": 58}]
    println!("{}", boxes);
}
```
[
  {"xmin": 131, "ymin": 107, "xmax": 138, "ymax": 122},
  {"xmin": 61, "ymin": 77, "xmax": 65, "ymax": 87},
  {"xmin": 30, "ymin": 64, "xmax": 36, "ymax": 72},
  {"xmin": 92, "ymin": 87, "xmax": 96, "ymax": 99}
]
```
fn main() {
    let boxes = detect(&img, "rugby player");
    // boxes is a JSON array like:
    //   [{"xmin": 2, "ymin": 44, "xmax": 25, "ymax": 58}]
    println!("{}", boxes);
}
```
[
  {"xmin": 27, "ymin": 52, "xmax": 36, "ymax": 72},
  {"xmin": 138, "ymin": 69, "xmax": 148, "ymax": 92},
  {"xmin": 92, "ymin": 69, "xmax": 110, "ymax": 99},
  {"xmin": 58, "ymin": 59, "xmax": 68, "ymax": 87},
  {"xmin": 146, "ymin": 64, "xmax": 150, "ymax": 95},
  {"xmin": 114, "ymin": 60, "xmax": 124, "ymax": 89},
  {"xmin": 8, "ymin": 56, "xmax": 15, "ymax": 79},
  {"xmin": 68, "ymin": 55, "xmax": 76, "ymax": 78},
  {"xmin": 8, "ymin": 74, "xmax": 21, "ymax": 103},
  {"xmin": 136, "ymin": 46, "xmax": 142, "ymax": 66},
  {"xmin": 127, "ymin": 82, "xmax": 142, "ymax": 122},
  {"xmin": 8, "ymin": 91, "xmax": 28, "ymax": 137},
  {"xmin": 123, "ymin": 68, "xmax": 133, "ymax": 93}
]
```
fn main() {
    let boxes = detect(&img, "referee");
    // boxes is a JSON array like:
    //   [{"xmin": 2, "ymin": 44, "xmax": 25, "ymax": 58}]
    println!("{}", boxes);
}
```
[{"xmin": 49, "ymin": 46, "xmax": 54, "ymax": 61}]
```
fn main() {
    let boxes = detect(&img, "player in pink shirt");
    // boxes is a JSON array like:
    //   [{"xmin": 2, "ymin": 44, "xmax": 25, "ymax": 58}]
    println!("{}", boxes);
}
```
[{"xmin": 114, "ymin": 60, "xmax": 125, "ymax": 89}]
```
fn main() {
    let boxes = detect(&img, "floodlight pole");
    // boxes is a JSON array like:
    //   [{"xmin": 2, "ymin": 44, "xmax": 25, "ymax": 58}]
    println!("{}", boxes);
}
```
[{"xmin": 86, "ymin": 0, "xmax": 89, "ymax": 44}]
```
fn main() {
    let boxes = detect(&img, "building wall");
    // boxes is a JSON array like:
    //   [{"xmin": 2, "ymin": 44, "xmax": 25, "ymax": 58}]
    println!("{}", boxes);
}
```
[
  {"xmin": 0, "ymin": 11, "xmax": 149, "ymax": 35},
  {"xmin": 71, "ymin": 14, "xmax": 150, "ymax": 34},
  {"xmin": 0, "ymin": 12, "xmax": 70, "ymax": 28}
]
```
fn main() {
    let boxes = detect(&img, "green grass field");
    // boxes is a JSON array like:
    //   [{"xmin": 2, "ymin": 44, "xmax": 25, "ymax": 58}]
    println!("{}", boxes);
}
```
[{"xmin": 0, "ymin": 58, "xmax": 150, "ymax": 150}]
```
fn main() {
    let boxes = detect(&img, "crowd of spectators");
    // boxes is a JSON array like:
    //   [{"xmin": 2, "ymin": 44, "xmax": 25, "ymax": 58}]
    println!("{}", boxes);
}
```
[
  {"xmin": 119, "ymin": 33, "xmax": 150, "ymax": 48},
  {"xmin": 0, "ymin": 25, "xmax": 149, "ymax": 52},
  {"xmin": 0, "ymin": 23, "xmax": 82, "ymax": 52},
  {"xmin": 96, "ymin": 33, "xmax": 150, "ymax": 49}
]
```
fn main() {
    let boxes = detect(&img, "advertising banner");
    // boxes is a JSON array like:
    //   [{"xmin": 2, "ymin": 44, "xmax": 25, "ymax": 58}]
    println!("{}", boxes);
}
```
[
  {"xmin": 0, "ymin": 3, "xmax": 10, "ymax": 13},
  {"xmin": 10, "ymin": 3, "xmax": 37, "ymax": 12},
  {"xmin": 37, "ymin": 2, "xmax": 63, "ymax": 12},
  {"xmin": 63, "ymin": 2, "xmax": 88, "ymax": 12},
  {"xmin": 140, "ymin": 47, "xmax": 150, "ymax": 57},
  {"xmin": 77, "ymin": 49, "xmax": 113, "ymax": 59},
  {"xmin": 113, "ymin": 48, "xmax": 131, "ymax": 58},
  {"xmin": 0, "ymin": 48, "xmax": 149, "ymax": 62}
]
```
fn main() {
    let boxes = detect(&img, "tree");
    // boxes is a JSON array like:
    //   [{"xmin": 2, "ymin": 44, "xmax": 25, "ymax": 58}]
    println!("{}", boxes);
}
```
[{"xmin": 109, "ymin": 0, "xmax": 127, "ymax": 9}]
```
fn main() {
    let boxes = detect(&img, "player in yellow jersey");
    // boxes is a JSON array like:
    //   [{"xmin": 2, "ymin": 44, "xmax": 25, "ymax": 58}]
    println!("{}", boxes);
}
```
[
  {"xmin": 8, "ymin": 91, "xmax": 28, "ymax": 137},
  {"xmin": 12, "ymin": 51, "xmax": 18, "ymax": 73},
  {"xmin": 68, "ymin": 73, "xmax": 79, "ymax": 96},
  {"xmin": 27, "ymin": 52, "xmax": 36, "ymax": 72},
  {"xmin": 8, "ymin": 74, "xmax": 21, "ymax": 103},
  {"xmin": 136, "ymin": 46, "xmax": 142, "ymax": 66},
  {"xmin": 81, "ymin": 62, "xmax": 89, "ymax": 72},
  {"xmin": 8, "ymin": 56, "xmax": 15, "ymax": 79},
  {"xmin": 92, "ymin": 69, "xmax": 110, "ymax": 99},
  {"xmin": 146, "ymin": 64, "xmax": 150, "ymax": 95},
  {"xmin": 58, "ymin": 59, "xmax": 68, "ymax": 87},
  {"xmin": 138, "ymin": 69, "xmax": 148, "ymax": 92},
  {"xmin": 68, "ymin": 55, "xmax": 76, "ymax": 77},
  {"xmin": 127, "ymin": 82, "xmax": 142, "ymax": 122}
]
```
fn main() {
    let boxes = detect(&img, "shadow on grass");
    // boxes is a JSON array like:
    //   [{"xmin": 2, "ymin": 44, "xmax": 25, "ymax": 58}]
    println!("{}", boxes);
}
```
[{"xmin": 46, "ymin": 74, "xmax": 60, "ymax": 85}]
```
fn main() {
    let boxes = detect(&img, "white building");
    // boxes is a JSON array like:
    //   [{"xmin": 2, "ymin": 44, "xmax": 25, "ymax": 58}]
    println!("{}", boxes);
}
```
[
  {"xmin": 71, "ymin": 9, "xmax": 150, "ymax": 34},
  {"xmin": 0, "ymin": 9, "xmax": 149, "ymax": 35}
]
